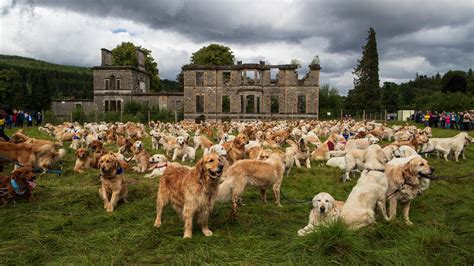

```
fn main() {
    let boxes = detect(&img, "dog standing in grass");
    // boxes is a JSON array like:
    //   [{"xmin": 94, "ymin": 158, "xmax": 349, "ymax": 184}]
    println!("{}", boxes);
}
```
[{"xmin": 98, "ymin": 153, "xmax": 128, "ymax": 212}]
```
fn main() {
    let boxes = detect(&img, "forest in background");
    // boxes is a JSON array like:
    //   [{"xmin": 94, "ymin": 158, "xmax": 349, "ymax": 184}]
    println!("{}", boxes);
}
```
[{"xmin": 0, "ymin": 55, "xmax": 180, "ymax": 111}]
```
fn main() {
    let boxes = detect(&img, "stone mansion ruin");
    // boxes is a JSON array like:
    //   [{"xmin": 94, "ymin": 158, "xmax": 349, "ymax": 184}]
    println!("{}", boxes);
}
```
[
  {"xmin": 52, "ymin": 48, "xmax": 321, "ymax": 121},
  {"xmin": 182, "ymin": 61, "xmax": 320, "ymax": 120}
]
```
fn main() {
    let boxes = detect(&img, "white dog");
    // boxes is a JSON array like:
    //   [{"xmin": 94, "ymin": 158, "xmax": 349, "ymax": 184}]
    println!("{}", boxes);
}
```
[
  {"xmin": 340, "ymin": 145, "xmax": 389, "ymax": 229},
  {"xmin": 145, "ymin": 154, "xmax": 169, "ymax": 178},
  {"xmin": 150, "ymin": 129, "xmax": 161, "ymax": 150},
  {"xmin": 172, "ymin": 136, "xmax": 196, "ymax": 162},
  {"xmin": 297, "ymin": 192, "xmax": 344, "ymax": 236}
]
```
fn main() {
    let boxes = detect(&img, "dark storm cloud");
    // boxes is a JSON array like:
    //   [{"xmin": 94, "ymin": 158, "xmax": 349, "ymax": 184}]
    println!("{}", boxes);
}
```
[{"xmin": 2, "ymin": 0, "xmax": 473, "ymax": 91}]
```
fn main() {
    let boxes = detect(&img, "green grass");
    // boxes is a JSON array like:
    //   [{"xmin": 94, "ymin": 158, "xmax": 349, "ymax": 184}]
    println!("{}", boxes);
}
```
[{"xmin": 1, "ymin": 126, "xmax": 473, "ymax": 264}]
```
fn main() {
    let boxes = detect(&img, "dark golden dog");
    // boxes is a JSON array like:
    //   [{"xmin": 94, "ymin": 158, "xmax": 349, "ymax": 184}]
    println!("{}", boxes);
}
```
[
  {"xmin": 0, "ymin": 167, "xmax": 37, "ymax": 204},
  {"xmin": 154, "ymin": 152, "xmax": 224, "ymax": 238}
]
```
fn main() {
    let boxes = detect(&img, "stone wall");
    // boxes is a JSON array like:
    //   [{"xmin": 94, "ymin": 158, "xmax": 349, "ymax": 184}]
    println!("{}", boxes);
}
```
[{"xmin": 182, "ymin": 62, "xmax": 320, "ymax": 121}]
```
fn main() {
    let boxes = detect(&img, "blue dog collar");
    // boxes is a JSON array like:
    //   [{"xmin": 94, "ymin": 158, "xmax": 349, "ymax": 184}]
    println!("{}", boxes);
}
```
[
  {"xmin": 73, "ymin": 135, "xmax": 81, "ymax": 140},
  {"xmin": 10, "ymin": 179, "xmax": 26, "ymax": 195},
  {"xmin": 116, "ymin": 167, "xmax": 124, "ymax": 175}
]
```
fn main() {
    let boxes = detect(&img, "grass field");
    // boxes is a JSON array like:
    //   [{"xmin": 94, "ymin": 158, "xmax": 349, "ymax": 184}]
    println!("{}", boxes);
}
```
[{"xmin": 1, "ymin": 126, "xmax": 473, "ymax": 264}]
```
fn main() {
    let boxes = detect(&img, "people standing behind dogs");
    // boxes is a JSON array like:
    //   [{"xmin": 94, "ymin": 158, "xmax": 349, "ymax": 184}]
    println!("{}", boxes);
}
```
[
  {"xmin": 444, "ymin": 113, "xmax": 451, "ymax": 129},
  {"xmin": 16, "ymin": 110, "xmax": 24, "ymax": 127},
  {"xmin": 0, "ymin": 108, "xmax": 11, "ymax": 142},
  {"xmin": 36, "ymin": 112, "xmax": 42, "ymax": 126},
  {"xmin": 26, "ymin": 112, "xmax": 33, "ymax": 127},
  {"xmin": 463, "ymin": 111, "xmax": 471, "ymax": 131},
  {"xmin": 423, "ymin": 112, "xmax": 430, "ymax": 127}
]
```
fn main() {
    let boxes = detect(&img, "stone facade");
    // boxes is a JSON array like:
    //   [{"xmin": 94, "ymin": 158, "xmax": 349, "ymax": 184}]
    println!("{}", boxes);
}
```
[
  {"xmin": 52, "ymin": 48, "xmax": 184, "ymax": 120},
  {"xmin": 182, "ymin": 61, "xmax": 320, "ymax": 120}
]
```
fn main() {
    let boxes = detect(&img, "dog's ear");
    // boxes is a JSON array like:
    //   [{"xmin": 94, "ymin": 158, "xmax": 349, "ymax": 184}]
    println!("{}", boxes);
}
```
[
  {"xmin": 256, "ymin": 150, "xmax": 263, "ymax": 160},
  {"xmin": 403, "ymin": 160, "xmax": 420, "ymax": 185},
  {"xmin": 195, "ymin": 157, "xmax": 206, "ymax": 177}
]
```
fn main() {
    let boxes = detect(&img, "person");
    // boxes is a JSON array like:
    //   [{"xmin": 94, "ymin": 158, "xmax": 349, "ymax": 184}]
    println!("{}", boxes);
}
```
[
  {"xmin": 36, "ymin": 111, "xmax": 43, "ymax": 126},
  {"xmin": 17, "ymin": 110, "xmax": 24, "ymax": 127},
  {"xmin": 27, "ymin": 112, "xmax": 33, "ymax": 127},
  {"xmin": 463, "ymin": 111, "xmax": 471, "ymax": 131},
  {"xmin": 451, "ymin": 112, "xmax": 458, "ymax": 130},
  {"xmin": 440, "ymin": 112, "xmax": 445, "ymax": 128},
  {"xmin": 423, "ymin": 112, "xmax": 430, "ymax": 127},
  {"xmin": 0, "ymin": 108, "xmax": 11, "ymax": 142},
  {"xmin": 445, "ymin": 112, "xmax": 451, "ymax": 129}
]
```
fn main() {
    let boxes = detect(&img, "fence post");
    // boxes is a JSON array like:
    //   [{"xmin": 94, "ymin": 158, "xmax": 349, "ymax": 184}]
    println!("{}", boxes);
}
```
[
  {"xmin": 340, "ymin": 109, "xmax": 343, "ymax": 121},
  {"xmin": 70, "ymin": 111, "xmax": 73, "ymax": 123},
  {"xmin": 120, "ymin": 110, "xmax": 123, "ymax": 122},
  {"xmin": 384, "ymin": 110, "xmax": 387, "ymax": 124},
  {"xmin": 148, "ymin": 110, "xmax": 151, "ymax": 123},
  {"xmin": 363, "ymin": 110, "xmax": 366, "ymax": 121}
]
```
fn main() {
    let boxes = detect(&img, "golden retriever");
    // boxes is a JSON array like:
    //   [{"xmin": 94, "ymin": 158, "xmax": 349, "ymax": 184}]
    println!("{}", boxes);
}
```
[
  {"xmin": 74, "ymin": 147, "xmax": 92, "ymax": 173},
  {"xmin": 223, "ymin": 134, "xmax": 249, "ymax": 165},
  {"xmin": 131, "ymin": 141, "xmax": 150, "ymax": 173},
  {"xmin": 298, "ymin": 192, "xmax": 344, "ymax": 236},
  {"xmin": 385, "ymin": 156, "xmax": 434, "ymax": 225},
  {"xmin": 340, "ymin": 145, "xmax": 389, "ymax": 229},
  {"xmin": 98, "ymin": 153, "xmax": 128, "ymax": 212},
  {"xmin": 218, "ymin": 151, "xmax": 286, "ymax": 217},
  {"xmin": 153, "ymin": 152, "xmax": 224, "ymax": 238},
  {"xmin": 0, "ymin": 167, "xmax": 37, "ymax": 204}
]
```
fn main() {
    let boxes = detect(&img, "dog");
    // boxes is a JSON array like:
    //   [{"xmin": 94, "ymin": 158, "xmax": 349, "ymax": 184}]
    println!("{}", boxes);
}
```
[
  {"xmin": 172, "ymin": 136, "xmax": 196, "ymax": 162},
  {"xmin": 217, "ymin": 151, "xmax": 286, "ymax": 217},
  {"xmin": 0, "ymin": 167, "xmax": 37, "ymax": 204},
  {"xmin": 385, "ymin": 156, "xmax": 434, "ymax": 225},
  {"xmin": 340, "ymin": 145, "xmax": 389, "ymax": 229},
  {"xmin": 286, "ymin": 138, "xmax": 311, "ymax": 168},
  {"xmin": 150, "ymin": 129, "xmax": 161, "ymax": 150},
  {"xmin": 98, "ymin": 153, "xmax": 128, "ymax": 212},
  {"xmin": 297, "ymin": 192, "xmax": 344, "ymax": 236},
  {"xmin": 131, "ymin": 141, "xmax": 150, "ymax": 173},
  {"xmin": 154, "ymin": 152, "xmax": 224, "ymax": 238},
  {"xmin": 145, "ymin": 154, "xmax": 169, "ymax": 178},
  {"xmin": 74, "ymin": 147, "xmax": 93, "ymax": 173},
  {"xmin": 223, "ymin": 134, "xmax": 249, "ymax": 165}
]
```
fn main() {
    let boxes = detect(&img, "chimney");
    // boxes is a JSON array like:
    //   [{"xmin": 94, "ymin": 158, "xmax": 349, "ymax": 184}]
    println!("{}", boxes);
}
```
[
  {"xmin": 101, "ymin": 48, "xmax": 112, "ymax": 66},
  {"xmin": 259, "ymin": 61, "xmax": 265, "ymax": 67},
  {"xmin": 136, "ymin": 48, "xmax": 146, "ymax": 71}
]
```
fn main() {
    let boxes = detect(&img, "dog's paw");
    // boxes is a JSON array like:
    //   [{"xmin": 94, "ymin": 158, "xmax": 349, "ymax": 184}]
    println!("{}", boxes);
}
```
[
  {"xmin": 154, "ymin": 219, "xmax": 161, "ymax": 228},
  {"xmin": 106, "ymin": 205, "xmax": 114, "ymax": 212},
  {"xmin": 405, "ymin": 220, "xmax": 414, "ymax": 226},
  {"xmin": 183, "ymin": 233, "xmax": 192, "ymax": 239},
  {"xmin": 202, "ymin": 229, "xmax": 213, "ymax": 237}
]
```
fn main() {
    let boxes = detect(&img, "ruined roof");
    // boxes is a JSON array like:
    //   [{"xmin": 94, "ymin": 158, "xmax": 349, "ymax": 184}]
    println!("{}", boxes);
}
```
[
  {"xmin": 182, "ymin": 63, "xmax": 321, "ymax": 71},
  {"xmin": 92, "ymin": 65, "xmax": 151, "ymax": 75}
]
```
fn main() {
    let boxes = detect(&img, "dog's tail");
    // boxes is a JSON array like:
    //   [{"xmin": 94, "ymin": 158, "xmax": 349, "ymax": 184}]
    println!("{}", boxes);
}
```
[{"xmin": 217, "ymin": 177, "xmax": 233, "ymax": 202}]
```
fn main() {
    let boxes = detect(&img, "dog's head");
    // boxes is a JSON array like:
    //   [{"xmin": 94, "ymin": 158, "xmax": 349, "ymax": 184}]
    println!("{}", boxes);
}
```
[
  {"xmin": 404, "ymin": 157, "xmax": 434, "ymax": 185},
  {"xmin": 11, "ymin": 167, "xmax": 37, "ymax": 191},
  {"xmin": 177, "ymin": 136, "xmax": 186, "ymax": 146},
  {"xmin": 98, "ymin": 153, "xmax": 119, "ymax": 175},
  {"xmin": 149, "ymin": 154, "xmax": 168, "ymax": 164},
  {"xmin": 10, "ymin": 132, "xmax": 28, "ymax": 143},
  {"xmin": 198, "ymin": 152, "xmax": 224, "ymax": 179},
  {"xmin": 210, "ymin": 144, "xmax": 227, "ymax": 156},
  {"xmin": 88, "ymin": 140, "xmax": 103, "ymax": 152},
  {"xmin": 75, "ymin": 147, "xmax": 89, "ymax": 159},
  {"xmin": 257, "ymin": 149, "xmax": 273, "ymax": 160},
  {"xmin": 132, "ymin": 140, "xmax": 144, "ymax": 152},
  {"xmin": 312, "ymin": 192, "xmax": 336, "ymax": 214},
  {"xmin": 234, "ymin": 134, "xmax": 249, "ymax": 148}
]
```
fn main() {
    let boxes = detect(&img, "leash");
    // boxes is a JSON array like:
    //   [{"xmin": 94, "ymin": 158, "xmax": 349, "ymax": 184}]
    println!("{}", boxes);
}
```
[
  {"xmin": 280, "ymin": 189, "xmax": 313, "ymax": 205},
  {"xmin": 0, "ymin": 155, "xmax": 63, "ymax": 175}
]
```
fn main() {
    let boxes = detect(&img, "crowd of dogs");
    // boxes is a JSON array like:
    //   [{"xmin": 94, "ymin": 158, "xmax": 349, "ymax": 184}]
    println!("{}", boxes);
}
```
[{"xmin": 0, "ymin": 119, "xmax": 472, "ymax": 238}]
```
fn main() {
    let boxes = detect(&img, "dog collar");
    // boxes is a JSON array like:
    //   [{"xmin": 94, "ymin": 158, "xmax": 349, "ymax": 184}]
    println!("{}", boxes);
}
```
[
  {"xmin": 73, "ymin": 135, "xmax": 81, "ymax": 140},
  {"xmin": 365, "ymin": 168, "xmax": 385, "ymax": 172},
  {"xmin": 10, "ymin": 179, "xmax": 26, "ymax": 195},
  {"xmin": 116, "ymin": 167, "xmax": 124, "ymax": 175}
]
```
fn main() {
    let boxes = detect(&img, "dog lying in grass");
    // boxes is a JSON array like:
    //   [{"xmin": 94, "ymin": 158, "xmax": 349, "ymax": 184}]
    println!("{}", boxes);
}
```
[
  {"xmin": 0, "ymin": 167, "xmax": 37, "ymax": 204},
  {"xmin": 98, "ymin": 153, "xmax": 128, "ymax": 212},
  {"xmin": 297, "ymin": 192, "xmax": 344, "ymax": 236},
  {"xmin": 154, "ymin": 152, "xmax": 224, "ymax": 238}
]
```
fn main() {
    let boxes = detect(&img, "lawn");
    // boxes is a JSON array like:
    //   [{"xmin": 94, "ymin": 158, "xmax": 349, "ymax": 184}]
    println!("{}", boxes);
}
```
[{"xmin": 0, "ymin": 126, "xmax": 473, "ymax": 264}]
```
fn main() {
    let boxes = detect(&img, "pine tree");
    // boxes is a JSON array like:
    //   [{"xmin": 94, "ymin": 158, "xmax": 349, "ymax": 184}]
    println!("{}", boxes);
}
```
[{"xmin": 346, "ymin": 27, "xmax": 381, "ymax": 111}]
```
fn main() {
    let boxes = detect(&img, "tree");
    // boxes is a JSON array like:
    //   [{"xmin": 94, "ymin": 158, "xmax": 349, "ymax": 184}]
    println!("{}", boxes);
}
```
[
  {"xmin": 346, "ymin": 27, "xmax": 381, "ymax": 111},
  {"xmin": 190, "ymin": 44, "xmax": 235, "ymax": 66},
  {"xmin": 381, "ymin": 82, "xmax": 399, "ymax": 112},
  {"xmin": 290, "ymin": 59, "xmax": 302, "ymax": 68},
  {"xmin": 441, "ymin": 70, "xmax": 467, "ymax": 93},
  {"xmin": 319, "ymin": 84, "xmax": 344, "ymax": 119},
  {"xmin": 111, "ymin": 42, "xmax": 160, "ymax": 91}
]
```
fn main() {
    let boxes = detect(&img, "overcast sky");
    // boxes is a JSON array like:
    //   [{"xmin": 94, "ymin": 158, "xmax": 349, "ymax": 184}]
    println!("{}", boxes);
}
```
[{"xmin": 1, "ymin": 0, "xmax": 473, "ymax": 94}]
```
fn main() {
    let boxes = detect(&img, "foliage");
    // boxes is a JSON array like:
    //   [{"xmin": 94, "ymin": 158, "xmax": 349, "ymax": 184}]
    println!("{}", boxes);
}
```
[
  {"xmin": 319, "ymin": 84, "xmax": 344, "ymax": 119},
  {"xmin": 290, "ymin": 59, "xmax": 302, "ymax": 68},
  {"xmin": 191, "ymin": 44, "xmax": 235, "ymax": 66},
  {"xmin": 346, "ymin": 27, "xmax": 381, "ymax": 110},
  {"xmin": 111, "ymin": 42, "xmax": 160, "ymax": 91},
  {"xmin": 381, "ymin": 82, "xmax": 400, "ymax": 112},
  {"xmin": 71, "ymin": 107, "xmax": 87, "ymax": 124},
  {"xmin": 0, "ymin": 126, "xmax": 473, "ymax": 264},
  {"xmin": 441, "ymin": 70, "xmax": 467, "ymax": 93},
  {"xmin": 311, "ymin": 55, "xmax": 320, "ymax": 65},
  {"xmin": 0, "ymin": 55, "xmax": 93, "ymax": 109}
]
